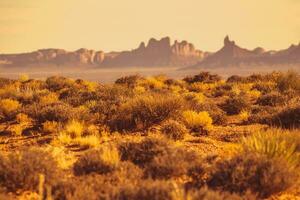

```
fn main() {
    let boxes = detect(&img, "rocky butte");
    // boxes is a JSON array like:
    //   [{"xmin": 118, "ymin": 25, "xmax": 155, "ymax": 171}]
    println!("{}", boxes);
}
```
[{"xmin": 188, "ymin": 36, "xmax": 300, "ymax": 69}]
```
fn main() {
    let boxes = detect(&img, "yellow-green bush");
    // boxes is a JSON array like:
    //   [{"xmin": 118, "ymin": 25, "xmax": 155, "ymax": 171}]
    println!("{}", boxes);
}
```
[
  {"xmin": 182, "ymin": 110, "xmax": 213, "ymax": 134},
  {"xmin": 0, "ymin": 98, "xmax": 20, "ymax": 118}
]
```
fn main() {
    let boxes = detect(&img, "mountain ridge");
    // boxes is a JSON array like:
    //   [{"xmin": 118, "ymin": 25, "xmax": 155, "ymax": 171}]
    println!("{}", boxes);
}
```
[{"xmin": 1, "ymin": 36, "xmax": 299, "ymax": 68}]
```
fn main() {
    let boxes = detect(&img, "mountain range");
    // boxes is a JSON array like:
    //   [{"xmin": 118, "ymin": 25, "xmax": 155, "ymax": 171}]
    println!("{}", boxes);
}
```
[{"xmin": 0, "ymin": 36, "xmax": 299, "ymax": 69}]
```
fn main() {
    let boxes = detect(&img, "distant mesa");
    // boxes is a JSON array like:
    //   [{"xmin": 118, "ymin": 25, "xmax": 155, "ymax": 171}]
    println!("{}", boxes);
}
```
[
  {"xmin": 0, "ymin": 36, "xmax": 299, "ymax": 69},
  {"xmin": 187, "ymin": 35, "xmax": 300, "ymax": 69}
]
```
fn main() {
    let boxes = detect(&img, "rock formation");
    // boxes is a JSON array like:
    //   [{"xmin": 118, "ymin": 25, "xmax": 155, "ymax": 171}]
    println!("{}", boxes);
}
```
[
  {"xmin": 1, "ymin": 36, "xmax": 299, "ymax": 69},
  {"xmin": 189, "ymin": 36, "xmax": 300, "ymax": 68}
]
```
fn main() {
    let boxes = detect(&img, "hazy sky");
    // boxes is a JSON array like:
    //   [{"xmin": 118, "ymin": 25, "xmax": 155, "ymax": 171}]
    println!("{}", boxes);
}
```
[{"xmin": 0, "ymin": 0, "xmax": 299, "ymax": 54}]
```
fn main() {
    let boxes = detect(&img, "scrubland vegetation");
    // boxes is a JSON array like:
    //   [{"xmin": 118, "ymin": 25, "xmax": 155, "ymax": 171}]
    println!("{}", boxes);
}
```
[{"xmin": 0, "ymin": 71, "xmax": 299, "ymax": 199}]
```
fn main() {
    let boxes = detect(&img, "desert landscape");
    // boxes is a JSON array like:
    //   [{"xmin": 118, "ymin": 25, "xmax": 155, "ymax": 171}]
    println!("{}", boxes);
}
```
[
  {"xmin": 0, "ymin": 71, "xmax": 299, "ymax": 199},
  {"xmin": 1, "ymin": 0, "xmax": 300, "ymax": 199}
]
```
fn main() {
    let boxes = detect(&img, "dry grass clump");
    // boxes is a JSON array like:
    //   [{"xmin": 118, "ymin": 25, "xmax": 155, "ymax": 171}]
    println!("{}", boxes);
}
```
[
  {"xmin": 56, "ymin": 120, "xmax": 100, "ymax": 148},
  {"xmin": 73, "ymin": 145, "xmax": 120, "ymax": 175},
  {"xmin": 241, "ymin": 129, "xmax": 300, "ymax": 167},
  {"xmin": 42, "ymin": 121, "xmax": 60, "ymax": 134},
  {"xmin": 208, "ymin": 153, "xmax": 297, "ymax": 198},
  {"xmin": 0, "ymin": 148, "xmax": 61, "ymax": 192},
  {"xmin": 182, "ymin": 110, "xmax": 213, "ymax": 134},
  {"xmin": 160, "ymin": 120, "xmax": 188, "ymax": 140}
]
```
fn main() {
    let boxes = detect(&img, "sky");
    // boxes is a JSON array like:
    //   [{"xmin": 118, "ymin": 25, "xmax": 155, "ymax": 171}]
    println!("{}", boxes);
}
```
[{"xmin": 0, "ymin": 0, "xmax": 299, "ymax": 54}]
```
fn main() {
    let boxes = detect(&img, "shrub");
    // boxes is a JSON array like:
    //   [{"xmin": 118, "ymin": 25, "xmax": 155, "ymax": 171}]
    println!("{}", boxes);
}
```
[
  {"xmin": 208, "ymin": 153, "xmax": 297, "ymax": 198},
  {"xmin": 119, "ymin": 136, "xmax": 171, "ymax": 167},
  {"xmin": 145, "ymin": 147, "xmax": 201, "ymax": 179},
  {"xmin": 251, "ymin": 82, "xmax": 275, "ymax": 94},
  {"xmin": 115, "ymin": 180, "xmax": 175, "ymax": 200},
  {"xmin": 256, "ymin": 92, "xmax": 286, "ymax": 106},
  {"xmin": 270, "ymin": 105, "xmax": 300, "ymax": 128},
  {"xmin": 115, "ymin": 75, "xmax": 143, "ymax": 88},
  {"xmin": 73, "ymin": 145, "xmax": 120, "ymax": 175},
  {"xmin": 0, "ymin": 148, "xmax": 61, "ymax": 192},
  {"xmin": 182, "ymin": 110, "xmax": 213, "ymax": 134},
  {"xmin": 160, "ymin": 120, "xmax": 188, "ymax": 140},
  {"xmin": 0, "ymin": 98, "xmax": 20, "ymax": 119},
  {"xmin": 45, "ymin": 76, "xmax": 74, "ymax": 92},
  {"xmin": 194, "ymin": 102, "xmax": 227, "ymax": 125},
  {"xmin": 111, "ymin": 93, "xmax": 183, "ymax": 131},
  {"xmin": 222, "ymin": 96, "xmax": 251, "ymax": 115},
  {"xmin": 226, "ymin": 75, "xmax": 246, "ymax": 83},
  {"xmin": 276, "ymin": 71, "xmax": 300, "ymax": 92},
  {"xmin": 7, "ymin": 113, "xmax": 33, "ymax": 136},
  {"xmin": 188, "ymin": 187, "xmax": 256, "ymax": 200},
  {"xmin": 184, "ymin": 72, "xmax": 222, "ymax": 84},
  {"xmin": 25, "ymin": 102, "xmax": 77, "ymax": 123}
]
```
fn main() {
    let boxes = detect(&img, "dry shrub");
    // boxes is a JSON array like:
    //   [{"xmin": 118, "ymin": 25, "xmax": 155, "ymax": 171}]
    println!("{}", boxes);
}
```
[
  {"xmin": 251, "ymin": 82, "xmax": 275, "ymax": 94},
  {"xmin": 160, "ymin": 120, "xmax": 188, "ymax": 140},
  {"xmin": 119, "ymin": 136, "xmax": 171, "ymax": 167},
  {"xmin": 276, "ymin": 71, "xmax": 300, "ymax": 92},
  {"xmin": 188, "ymin": 187, "xmax": 256, "ymax": 200},
  {"xmin": 45, "ymin": 76, "xmax": 74, "ymax": 92},
  {"xmin": 54, "ymin": 162, "xmax": 143, "ymax": 200},
  {"xmin": 226, "ymin": 75, "xmax": 246, "ymax": 83},
  {"xmin": 221, "ymin": 95, "xmax": 251, "ymax": 115},
  {"xmin": 52, "ymin": 174, "xmax": 115, "ymax": 200},
  {"xmin": 248, "ymin": 105, "xmax": 280, "ymax": 125},
  {"xmin": 7, "ymin": 113, "xmax": 33, "ymax": 136},
  {"xmin": 111, "ymin": 93, "xmax": 183, "ymax": 131},
  {"xmin": 256, "ymin": 92, "xmax": 287, "ymax": 106},
  {"xmin": 271, "ymin": 105, "xmax": 300, "ymax": 128},
  {"xmin": 115, "ymin": 180, "xmax": 175, "ymax": 200},
  {"xmin": 115, "ymin": 74, "xmax": 143, "ymax": 88},
  {"xmin": 208, "ymin": 153, "xmax": 297, "ymax": 198},
  {"xmin": 0, "ymin": 148, "xmax": 61, "ymax": 192},
  {"xmin": 73, "ymin": 145, "xmax": 120, "ymax": 175},
  {"xmin": 144, "ymin": 147, "xmax": 202, "ymax": 179},
  {"xmin": 184, "ymin": 72, "xmax": 222, "ymax": 84},
  {"xmin": 25, "ymin": 102, "xmax": 77, "ymax": 123},
  {"xmin": 182, "ymin": 110, "xmax": 213, "ymax": 134}
]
